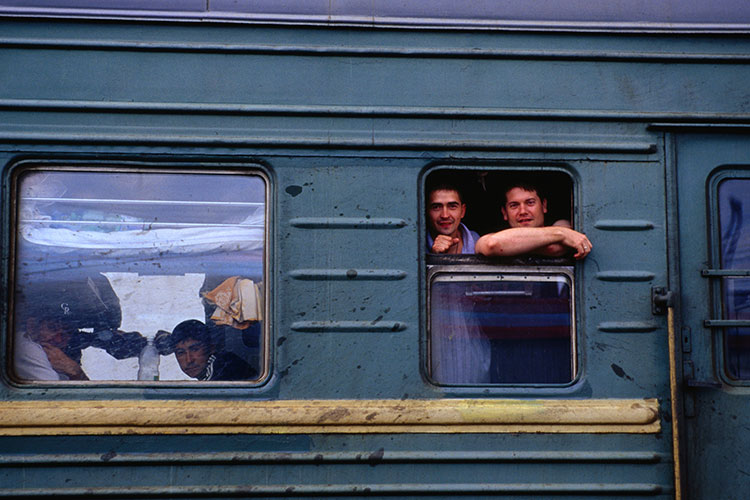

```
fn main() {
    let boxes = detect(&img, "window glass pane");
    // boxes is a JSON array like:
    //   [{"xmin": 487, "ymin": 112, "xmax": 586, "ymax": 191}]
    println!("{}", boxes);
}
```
[
  {"xmin": 430, "ymin": 271, "xmax": 573, "ymax": 385},
  {"xmin": 12, "ymin": 168, "xmax": 266, "ymax": 383},
  {"xmin": 718, "ymin": 178, "xmax": 750, "ymax": 379}
]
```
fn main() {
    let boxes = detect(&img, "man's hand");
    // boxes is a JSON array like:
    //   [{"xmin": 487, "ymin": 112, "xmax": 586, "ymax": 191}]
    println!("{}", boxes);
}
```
[
  {"xmin": 41, "ymin": 343, "xmax": 88, "ymax": 380},
  {"xmin": 558, "ymin": 227, "xmax": 592, "ymax": 259},
  {"xmin": 432, "ymin": 234, "xmax": 461, "ymax": 254}
]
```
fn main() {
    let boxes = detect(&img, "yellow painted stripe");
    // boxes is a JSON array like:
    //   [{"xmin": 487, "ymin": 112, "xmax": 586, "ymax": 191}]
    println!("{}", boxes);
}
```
[
  {"xmin": 667, "ymin": 307, "xmax": 683, "ymax": 499},
  {"xmin": 0, "ymin": 398, "xmax": 660, "ymax": 436}
]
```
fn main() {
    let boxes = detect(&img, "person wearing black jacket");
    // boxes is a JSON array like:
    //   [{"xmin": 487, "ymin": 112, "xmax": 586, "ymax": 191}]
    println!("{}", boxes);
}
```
[{"xmin": 168, "ymin": 319, "xmax": 256, "ymax": 381}]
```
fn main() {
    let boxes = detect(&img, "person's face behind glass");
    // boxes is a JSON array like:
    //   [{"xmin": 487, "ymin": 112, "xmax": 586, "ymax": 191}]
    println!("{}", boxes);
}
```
[
  {"xmin": 28, "ymin": 318, "xmax": 74, "ymax": 349},
  {"xmin": 174, "ymin": 338, "xmax": 212, "ymax": 379}
]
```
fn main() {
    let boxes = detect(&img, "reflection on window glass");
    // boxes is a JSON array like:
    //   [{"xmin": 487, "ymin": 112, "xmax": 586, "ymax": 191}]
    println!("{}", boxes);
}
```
[
  {"xmin": 429, "ymin": 271, "xmax": 574, "ymax": 385},
  {"xmin": 719, "ymin": 179, "xmax": 750, "ymax": 379},
  {"xmin": 12, "ymin": 168, "xmax": 266, "ymax": 383}
]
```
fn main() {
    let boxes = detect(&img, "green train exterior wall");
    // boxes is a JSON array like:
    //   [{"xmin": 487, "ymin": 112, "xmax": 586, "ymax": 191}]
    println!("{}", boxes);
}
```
[{"xmin": 1, "ymin": 12, "xmax": 750, "ymax": 499}]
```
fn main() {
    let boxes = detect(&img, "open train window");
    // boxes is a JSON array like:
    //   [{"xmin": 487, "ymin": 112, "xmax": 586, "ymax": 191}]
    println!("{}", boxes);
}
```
[
  {"xmin": 714, "ymin": 176, "xmax": 750, "ymax": 380},
  {"xmin": 9, "ymin": 164, "xmax": 267, "ymax": 384},
  {"xmin": 425, "ymin": 170, "xmax": 573, "ymax": 251},
  {"xmin": 424, "ymin": 169, "xmax": 579, "ymax": 385}
]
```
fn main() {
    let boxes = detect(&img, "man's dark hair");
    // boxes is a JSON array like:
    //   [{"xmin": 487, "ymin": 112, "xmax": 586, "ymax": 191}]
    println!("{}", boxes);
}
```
[
  {"xmin": 426, "ymin": 178, "xmax": 465, "ymax": 204},
  {"xmin": 171, "ymin": 319, "xmax": 211, "ymax": 347},
  {"xmin": 15, "ymin": 283, "xmax": 79, "ymax": 327},
  {"xmin": 501, "ymin": 178, "xmax": 547, "ymax": 205},
  {"xmin": 15, "ymin": 276, "xmax": 121, "ymax": 331}
]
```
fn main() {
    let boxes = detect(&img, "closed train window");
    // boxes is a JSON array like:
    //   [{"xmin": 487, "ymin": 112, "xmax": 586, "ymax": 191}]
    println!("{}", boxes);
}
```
[
  {"xmin": 424, "ymin": 169, "xmax": 580, "ymax": 385},
  {"xmin": 428, "ymin": 267, "xmax": 575, "ymax": 385},
  {"xmin": 10, "ymin": 165, "xmax": 267, "ymax": 383},
  {"xmin": 717, "ymin": 177, "xmax": 750, "ymax": 380}
]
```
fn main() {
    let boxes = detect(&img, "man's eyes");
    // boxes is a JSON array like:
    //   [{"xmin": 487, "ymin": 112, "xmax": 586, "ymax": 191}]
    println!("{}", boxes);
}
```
[{"xmin": 508, "ymin": 200, "xmax": 536, "ymax": 208}]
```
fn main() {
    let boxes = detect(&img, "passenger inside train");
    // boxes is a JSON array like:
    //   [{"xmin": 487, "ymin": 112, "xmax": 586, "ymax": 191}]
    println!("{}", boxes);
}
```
[
  {"xmin": 475, "ymin": 178, "xmax": 592, "ymax": 260},
  {"xmin": 13, "ymin": 276, "xmax": 146, "ymax": 381},
  {"xmin": 163, "ymin": 319, "xmax": 258, "ymax": 381},
  {"xmin": 14, "ymin": 303, "xmax": 89, "ymax": 381},
  {"xmin": 426, "ymin": 170, "xmax": 579, "ymax": 385},
  {"xmin": 11, "ymin": 168, "xmax": 266, "ymax": 382},
  {"xmin": 425, "ymin": 180, "xmax": 480, "ymax": 254},
  {"xmin": 425, "ymin": 170, "xmax": 585, "ymax": 261}
]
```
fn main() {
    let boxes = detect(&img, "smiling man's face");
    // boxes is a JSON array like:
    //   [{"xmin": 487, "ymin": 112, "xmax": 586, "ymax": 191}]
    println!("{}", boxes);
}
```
[
  {"xmin": 427, "ymin": 189, "xmax": 466, "ymax": 239},
  {"xmin": 502, "ymin": 187, "xmax": 547, "ymax": 228}
]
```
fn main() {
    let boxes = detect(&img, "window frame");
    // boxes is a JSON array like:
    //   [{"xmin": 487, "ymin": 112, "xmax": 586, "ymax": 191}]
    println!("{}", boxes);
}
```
[
  {"xmin": 5, "ymin": 158, "xmax": 271, "ymax": 387},
  {"xmin": 421, "ymin": 166, "xmax": 583, "ymax": 390},
  {"xmin": 426, "ymin": 263, "xmax": 577, "ymax": 387},
  {"xmin": 708, "ymin": 169, "xmax": 750, "ymax": 384}
]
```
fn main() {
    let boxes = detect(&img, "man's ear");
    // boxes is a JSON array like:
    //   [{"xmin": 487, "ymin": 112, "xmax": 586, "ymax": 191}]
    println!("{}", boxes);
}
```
[
  {"xmin": 501, "ymin": 206, "xmax": 509, "ymax": 221},
  {"xmin": 460, "ymin": 203, "xmax": 466, "ymax": 220},
  {"xmin": 542, "ymin": 199, "xmax": 548, "ymax": 214}
]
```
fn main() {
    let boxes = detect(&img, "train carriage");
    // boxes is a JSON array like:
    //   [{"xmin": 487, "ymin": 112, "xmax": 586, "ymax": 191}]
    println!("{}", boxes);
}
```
[{"xmin": 1, "ymin": 1, "xmax": 750, "ymax": 498}]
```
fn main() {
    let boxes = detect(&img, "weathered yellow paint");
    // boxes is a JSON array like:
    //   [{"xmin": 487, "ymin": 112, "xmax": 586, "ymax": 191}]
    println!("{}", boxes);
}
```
[
  {"xmin": 0, "ymin": 398, "xmax": 660, "ymax": 436},
  {"xmin": 667, "ymin": 307, "xmax": 683, "ymax": 500}
]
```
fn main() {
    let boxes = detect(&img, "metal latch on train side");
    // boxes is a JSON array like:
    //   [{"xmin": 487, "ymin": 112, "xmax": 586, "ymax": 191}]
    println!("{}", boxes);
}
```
[
  {"xmin": 652, "ymin": 286, "xmax": 674, "ymax": 316},
  {"xmin": 653, "ymin": 284, "xmax": 721, "ymax": 390}
]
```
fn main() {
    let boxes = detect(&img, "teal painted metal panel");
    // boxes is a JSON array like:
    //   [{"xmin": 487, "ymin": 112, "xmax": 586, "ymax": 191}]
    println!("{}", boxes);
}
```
[
  {"xmin": 1, "ymin": 13, "xmax": 749, "ymax": 499},
  {"xmin": 673, "ymin": 135, "xmax": 750, "ymax": 498}
]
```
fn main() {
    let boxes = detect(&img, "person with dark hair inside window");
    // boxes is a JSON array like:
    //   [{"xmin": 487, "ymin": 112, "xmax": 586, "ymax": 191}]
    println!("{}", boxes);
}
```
[
  {"xmin": 426, "ymin": 181, "xmax": 480, "ymax": 254},
  {"xmin": 426, "ymin": 179, "xmax": 490, "ymax": 383},
  {"xmin": 169, "ymin": 319, "xmax": 256, "ymax": 381},
  {"xmin": 14, "ymin": 277, "xmax": 147, "ymax": 381},
  {"xmin": 476, "ymin": 180, "xmax": 592, "ymax": 259},
  {"xmin": 15, "ymin": 303, "xmax": 89, "ymax": 381}
]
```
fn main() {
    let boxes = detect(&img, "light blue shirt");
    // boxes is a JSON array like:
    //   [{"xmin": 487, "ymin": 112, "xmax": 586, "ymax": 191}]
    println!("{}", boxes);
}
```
[{"xmin": 427, "ymin": 223, "xmax": 480, "ymax": 254}]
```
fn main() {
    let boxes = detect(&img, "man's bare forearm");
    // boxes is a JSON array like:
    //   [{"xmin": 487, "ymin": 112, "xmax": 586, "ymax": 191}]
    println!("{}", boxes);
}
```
[{"xmin": 475, "ymin": 226, "xmax": 592, "ymax": 259}]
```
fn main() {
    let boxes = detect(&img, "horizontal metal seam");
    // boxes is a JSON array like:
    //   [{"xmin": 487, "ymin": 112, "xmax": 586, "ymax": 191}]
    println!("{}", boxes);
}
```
[
  {"xmin": 1, "ymin": 6, "xmax": 750, "ymax": 33},
  {"xmin": 3, "ymin": 99, "xmax": 750, "ymax": 124},
  {"xmin": 0, "ymin": 450, "xmax": 665, "ymax": 465},
  {"xmin": 0, "ymin": 37, "xmax": 747, "ymax": 63},
  {"xmin": 0, "ymin": 482, "xmax": 666, "ymax": 496},
  {"xmin": 0, "ymin": 131, "xmax": 657, "ymax": 152}
]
